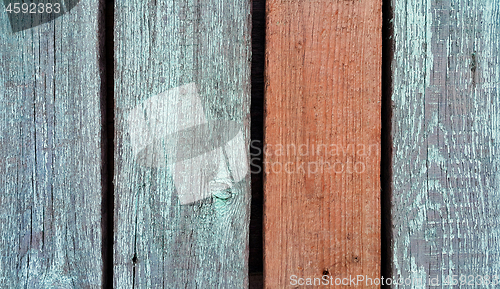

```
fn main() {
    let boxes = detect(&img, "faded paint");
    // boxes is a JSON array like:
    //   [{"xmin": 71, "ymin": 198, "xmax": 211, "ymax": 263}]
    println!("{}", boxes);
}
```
[
  {"xmin": 0, "ymin": 0, "xmax": 102, "ymax": 287},
  {"xmin": 114, "ymin": 0, "xmax": 251, "ymax": 287},
  {"xmin": 391, "ymin": 0, "xmax": 500, "ymax": 287}
]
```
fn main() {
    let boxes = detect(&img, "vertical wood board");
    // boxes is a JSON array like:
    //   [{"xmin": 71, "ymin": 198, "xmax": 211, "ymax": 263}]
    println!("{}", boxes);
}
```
[
  {"xmin": 113, "ymin": 0, "xmax": 251, "ymax": 287},
  {"xmin": 391, "ymin": 0, "xmax": 500, "ymax": 287},
  {"xmin": 0, "ymin": 1, "xmax": 102, "ymax": 287},
  {"xmin": 264, "ymin": 0, "xmax": 382, "ymax": 287}
]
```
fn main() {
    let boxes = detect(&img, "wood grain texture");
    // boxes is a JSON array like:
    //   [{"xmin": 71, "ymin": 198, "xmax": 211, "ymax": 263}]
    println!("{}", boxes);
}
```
[
  {"xmin": 391, "ymin": 0, "xmax": 500, "ymax": 286},
  {"xmin": 113, "ymin": 0, "xmax": 251, "ymax": 287},
  {"xmin": 264, "ymin": 0, "xmax": 382, "ymax": 288},
  {"xmin": 0, "ymin": 1, "xmax": 102, "ymax": 287}
]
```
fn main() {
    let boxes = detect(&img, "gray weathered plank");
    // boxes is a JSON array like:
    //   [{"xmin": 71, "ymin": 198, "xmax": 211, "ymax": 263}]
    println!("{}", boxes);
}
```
[
  {"xmin": 113, "ymin": 0, "xmax": 251, "ymax": 287},
  {"xmin": 391, "ymin": 0, "xmax": 500, "ymax": 287},
  {"xmin": 0, "ymin": 1, "xmax": 102, "ymax": 287}
]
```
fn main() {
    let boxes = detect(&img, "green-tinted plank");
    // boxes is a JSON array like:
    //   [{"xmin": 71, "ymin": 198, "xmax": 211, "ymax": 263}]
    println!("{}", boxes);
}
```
[
  {"xmin": 113, "ymin": 0, "xmax": 251, "ymax": 287},
  {"xmin": 0, "ymin": 1, "xmax": 102, "ymax": 287},
  {"xmin": 391, "ymin": 0, "xmax": 500, "ymax": 286}
]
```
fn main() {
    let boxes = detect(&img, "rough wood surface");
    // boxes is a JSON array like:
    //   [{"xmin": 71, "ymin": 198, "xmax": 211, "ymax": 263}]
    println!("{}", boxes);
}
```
[
  {"xmin": 264, "ymin": 0, "xmax": 382, "ymax": 288},
  {"xmin": 391, "ymin": 0, "xmax": 500, "ymax": 286},
  {"xmin": 113, "ymin": 0, "xmax": 251, "ymax": 287},
  {"xmin": 0, "ymin": 1, "xmax": 102, "ymax": 287}
]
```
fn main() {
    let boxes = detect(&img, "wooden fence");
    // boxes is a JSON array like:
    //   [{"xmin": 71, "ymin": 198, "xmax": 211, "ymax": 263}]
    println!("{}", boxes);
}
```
[{"xmin": 0, "ymin": 0, "xmax": 499, "ymax": 288}]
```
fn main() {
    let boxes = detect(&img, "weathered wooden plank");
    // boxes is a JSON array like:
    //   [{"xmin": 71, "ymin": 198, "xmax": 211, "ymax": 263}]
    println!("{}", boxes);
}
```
[
  {"xmin": 264, "ymin": 0, "xmax": 382, "ymax": 288},
  {"xmin": 113, "ymin": 0, "xmax": 251, "ymax": 287},
  {"xmin": 391, "ymin": 0, "xmax": 500, "ymax": 286},
  {"xmin": 0, "ymin": 1, "xmax": 102, "ymax": 287}
]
